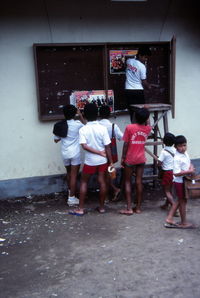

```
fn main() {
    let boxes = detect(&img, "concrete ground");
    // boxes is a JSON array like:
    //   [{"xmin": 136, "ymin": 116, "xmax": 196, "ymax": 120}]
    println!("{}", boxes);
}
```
[{"xmin": 1, "ymin": 185, "xmax": 200, "ymax": 298}]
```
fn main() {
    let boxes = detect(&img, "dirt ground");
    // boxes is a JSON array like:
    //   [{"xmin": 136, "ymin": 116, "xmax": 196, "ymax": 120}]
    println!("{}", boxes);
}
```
[{"xmin": 1, "ymin": 184, "xmax": 200, "ymax": 298}]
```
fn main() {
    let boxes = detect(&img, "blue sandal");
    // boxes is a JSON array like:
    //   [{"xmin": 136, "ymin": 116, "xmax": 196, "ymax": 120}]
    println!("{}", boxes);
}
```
[{"xmin": 69, "ymin": 210, "xmax": 84, "ymax": 216}]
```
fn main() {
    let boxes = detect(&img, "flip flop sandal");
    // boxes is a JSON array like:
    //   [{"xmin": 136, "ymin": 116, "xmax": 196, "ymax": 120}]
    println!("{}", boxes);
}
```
[
  {"xmin": 164, "ymin": 222, "xmax": 179, "ymax": 228},
  {"xmin": 68, "ymin": 210, "xmax": 84, "ymax": 216}
]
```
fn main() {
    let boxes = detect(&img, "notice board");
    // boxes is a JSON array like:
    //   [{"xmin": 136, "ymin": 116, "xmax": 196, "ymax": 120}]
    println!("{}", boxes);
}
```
[{"xmin": 33, "ymin": 41, "xmax": 174, "ymax": 121}]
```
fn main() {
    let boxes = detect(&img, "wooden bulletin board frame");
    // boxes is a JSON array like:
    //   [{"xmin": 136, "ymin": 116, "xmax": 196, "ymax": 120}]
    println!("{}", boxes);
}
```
[{"xmin": 33, "ymin": 40, "xmax": 175, "ymax": 121}]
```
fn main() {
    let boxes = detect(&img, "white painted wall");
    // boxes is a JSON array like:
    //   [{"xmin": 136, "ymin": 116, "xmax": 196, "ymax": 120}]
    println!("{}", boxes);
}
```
[{"xmin": 0, "ymin": 0, "xmax": 200, "ymax": 181}]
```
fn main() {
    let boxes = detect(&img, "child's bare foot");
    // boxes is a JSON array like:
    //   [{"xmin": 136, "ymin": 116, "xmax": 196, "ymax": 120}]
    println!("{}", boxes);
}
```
[
  {"xmin": 133, "ymin": 208, "xmax": 142, "ymax": 214},
  {"xmin": 119, "ymin": 209, "xmax": 133, "ymax": 215},
  {"xmin": 165, "ymin": 222, "xmax": 197, "ymax": 229},
  {"xmin": 176, "ymin": 222, "xmax": 196, "ymax": 229},
  {"xmin": 165, "ymin": 219, "xmax": 177, "ymax": 225}
]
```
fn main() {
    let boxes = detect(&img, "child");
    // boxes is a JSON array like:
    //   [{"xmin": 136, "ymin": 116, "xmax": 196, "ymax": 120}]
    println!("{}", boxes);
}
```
[
  {"xmin": 165, "ymin": 135, "xmax": 195, "ymax": 229},
  {"xmin": 99, "ymin": 105, "xmax": 123, "ymax": 201},
  {"xmin": 54, "ymin": 104, "xmax": 85, "ymax": 206},
  {"xmin": 120, "ymin": 107, "xmax": 151, "ymax": 215},
  {"xmin": 69, "ymin": 103, "xmax": 113, "ymax": 216},
  {"xmin": 158, "ymin": 132, "xmax": 176, "ymax": 210}
]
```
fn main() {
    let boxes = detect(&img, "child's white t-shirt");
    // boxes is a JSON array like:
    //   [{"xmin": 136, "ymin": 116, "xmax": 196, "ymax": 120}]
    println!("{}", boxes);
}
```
[
  {"xmin": 54, "ymin": 119, "xmax": 84, "ymax": 160},
  {"xmin": 98, "ymin": 119, "xmax": 123, "ymax": 140},
  {"xmin": 158, "ymin": 146, "xmax": 176, "ymax": 170},
  {"xmin": 173, "ymin": 150, "xmax": 191, "ymax": 183},
  {"xmin": 79, "ymin": 121, "xmax": 111, "ymax": 166}
]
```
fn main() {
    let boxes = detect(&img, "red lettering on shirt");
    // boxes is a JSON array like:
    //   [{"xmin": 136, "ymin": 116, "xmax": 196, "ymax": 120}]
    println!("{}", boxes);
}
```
[{"xmin": 127, "ymin": 64, "xmax": 138, "ymax": 72}]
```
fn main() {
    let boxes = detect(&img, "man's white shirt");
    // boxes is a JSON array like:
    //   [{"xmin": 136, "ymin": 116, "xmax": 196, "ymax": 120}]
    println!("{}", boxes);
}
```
[{"xmin": 125, "ymin": 58, "xmax": 146, "ymax": 90}]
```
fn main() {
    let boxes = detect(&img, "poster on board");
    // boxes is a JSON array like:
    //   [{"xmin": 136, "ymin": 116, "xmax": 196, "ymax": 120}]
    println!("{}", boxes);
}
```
[
  {"xmin": 109, "ymin": 49, "xmax": 138, "ymax": 74},
  {"xmin": 70, "ymin": 90, "xmax": 114, "ymax": 112}
]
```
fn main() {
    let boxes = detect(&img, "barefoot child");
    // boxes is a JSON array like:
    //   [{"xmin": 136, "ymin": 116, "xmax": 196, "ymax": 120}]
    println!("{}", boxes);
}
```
[
  {"xmin": 53, "ymin": 105, "xmax": 85, "ymax": 206},
  {"xmin": 69, "ymin": 103, "xmax": 113, "ymax": 216},
  {"xmin": 120, "ymin": 107, "xmax": 151, "ymax": 215},
  {"xmin": 99, "ymin": 105, "xmax": 123, "ymax": 201},
  {"xmin": 165, "ymin": 135, "xmax": 195, "ymax": 228},
  {"xmin": 158, "ymin": 133, "xmax": 176, "ymax": 210}
]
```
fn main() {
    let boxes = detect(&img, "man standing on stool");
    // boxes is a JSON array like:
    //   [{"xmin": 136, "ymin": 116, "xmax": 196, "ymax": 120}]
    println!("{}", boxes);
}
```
[{"xmin": 125, "ymin": 46, "xmax": 152, "ymax": 122}]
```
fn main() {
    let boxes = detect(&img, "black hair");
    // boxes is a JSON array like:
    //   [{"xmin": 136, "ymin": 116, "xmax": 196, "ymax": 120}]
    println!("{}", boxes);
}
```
[
  {"xmin": 99, "ymin": 105, "xmax": 111, "ymax": 119},
  {"xmin": 163, "ymin": 132, "xmax": 175, "ymax": 146},
  {"xmin": 52, "ymin": 104, "xmax": 77, "ymax": 138},
  {"xmin": 63, "ymin": 104, "xmax": 77, "ymax": 120},
  {"xmin": 174, "ymin": 135, "xmax": 187, "ymax": 147},
  {"xmin": 84, "ymin": 103, "xmax": 98, "ymax": 121},
  {"xmin": 135, "ymin": 108, "xmax": 150, "ymax": 124},
  {"xmin": 137, "ymin": 46, "xmax": 151, "ymax": 57}
]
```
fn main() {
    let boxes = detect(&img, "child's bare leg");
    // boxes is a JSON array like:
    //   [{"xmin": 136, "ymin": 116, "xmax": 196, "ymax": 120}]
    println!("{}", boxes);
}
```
[
  {"xmin": 97, "ymin": 171, "xmax": 107, "ymax": 212},
  {"xmin": 166, "ymin": 201, "xmax": 179, "ymax": 224},
  {"xmin": 120, "ymin": 166, "xmax": 134, "ymax": 215},
  {"xmin": 177, "ymin": 198, "xmax": 194, "ymax": 227},
  {"xmin": 160, "ymin": 185, "xmax": 170, "ymax": 209},
  {"xmin": 166, "ymin": 182, "xmax": 181, "ymax": 224},
  {"xmin": 133, "ymin": 164, "xmax": 144, "ymax": 213},
  {"xmin": 164, "ymin": 185, "xmax": 174, "ymax": 205},
  {"xmin": 105, "ymin": 173, "xmax": 119, "ymax": 201},
  {"xmin": 160, "ymin": 185, "xmax": 175, "ymax": 210},
  {"xmin": 109, "ymin": 175, "xmax": 121, "ymax": 200},
  {"xmin": 178, "ymin": 198, "xmax": 188, "ymax": 226},
  {"xmin": 69, "ymin": 165, "xmax": 80, "ymax": 197},
  {"xmin": 65, "ymin": 165, "xmax": 71, "ymax": 192},
  {"xmin": 75, "ymin": 173, "xmax": 91, "ymax": 214}
]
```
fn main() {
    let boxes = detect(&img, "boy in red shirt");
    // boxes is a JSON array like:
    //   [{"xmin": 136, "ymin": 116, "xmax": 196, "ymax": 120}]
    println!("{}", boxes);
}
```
[{"xmin": 120, "ymin": 108, "xmax": 151, "ymax": 215}]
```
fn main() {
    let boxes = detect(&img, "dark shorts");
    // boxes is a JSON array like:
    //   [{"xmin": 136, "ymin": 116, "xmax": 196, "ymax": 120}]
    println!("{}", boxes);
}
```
[
  {"xmin": 82, "ymin": 163, "xmax": 108, "ymax": 175},
  {"xmin": 161, "ymin": 170, "xmax": 173, "ymax": 186},
  {"xmin": 174, "ymin": 182, "xmax": 184, "ymax": 200},
  {"xmin": 125, "ymin": 89, "xmax": 145, "ymax": 122},
  {"xmin": 125, "ymin": 89, "xmax": 145, "ymax": 106},
  {"xmin": 125, "ymin": 162, "xmax": 145, "ymax": 168}
]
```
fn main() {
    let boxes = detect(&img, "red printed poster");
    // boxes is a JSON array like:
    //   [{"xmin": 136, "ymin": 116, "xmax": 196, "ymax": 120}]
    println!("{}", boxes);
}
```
[
  {"xmin": 70, "ymin": 90, "xmax": 114, "ymax": 112},
  {"xmin": 109, "ymin": 49, "xmax": 138, "ymax": 74}
]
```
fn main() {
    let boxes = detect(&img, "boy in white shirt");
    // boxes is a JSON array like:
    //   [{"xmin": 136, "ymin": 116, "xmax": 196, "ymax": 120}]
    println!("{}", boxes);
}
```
[
  {"xmin": 99, "ymin": 105, "xmax": 123, "ymax": 201},
  {"xmin": 158, "ymin": 133, "xmax": 176, "ymax": 210},
  {"xmin": 69, "ymin": 103, "xmax": 113, "ymax": 216},
  {"xmin": 99, "ymin": 106, "xmax": 123, "ymax": 141},
  {"xmin": 165, "ymin": 135, "xmax": 195, "ymax": 229}
]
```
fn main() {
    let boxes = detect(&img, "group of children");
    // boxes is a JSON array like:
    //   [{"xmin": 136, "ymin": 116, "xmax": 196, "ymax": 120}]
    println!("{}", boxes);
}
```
[{"xmin": 53, "ymin": 104, "xmax": 196, "ymax": 228}]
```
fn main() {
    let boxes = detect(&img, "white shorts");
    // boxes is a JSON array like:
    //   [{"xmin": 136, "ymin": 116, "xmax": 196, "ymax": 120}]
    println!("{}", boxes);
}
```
[{"xmin": 63, "ymin": 155, "xmax": 81, "ymax": 166}]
